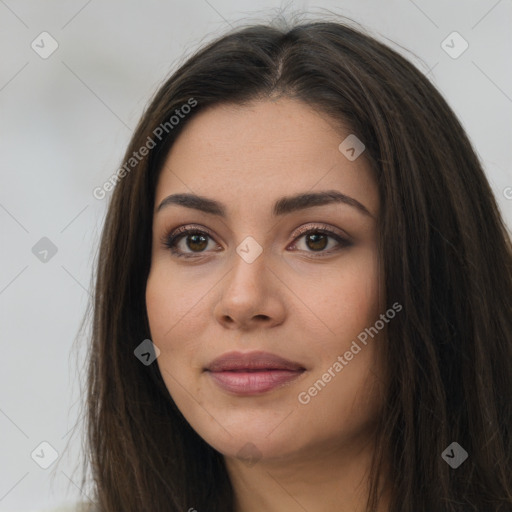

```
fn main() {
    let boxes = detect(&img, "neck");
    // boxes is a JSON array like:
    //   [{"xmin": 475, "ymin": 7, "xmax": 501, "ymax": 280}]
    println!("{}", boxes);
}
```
[{"xmin": 224, "ymin": 431, "xmax": 391, "ymax": 512}]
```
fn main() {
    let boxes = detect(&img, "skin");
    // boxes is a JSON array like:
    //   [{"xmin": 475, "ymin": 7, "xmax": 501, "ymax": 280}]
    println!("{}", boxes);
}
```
[{"xmin": 146, "ymin": 97, "xmax": 390, "ymax": 512}]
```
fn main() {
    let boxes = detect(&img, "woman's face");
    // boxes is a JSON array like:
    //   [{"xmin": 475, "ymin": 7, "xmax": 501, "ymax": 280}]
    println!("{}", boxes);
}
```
[{"xmin": 146, "ymin": 98, "xmax": 386, "ymax": 464}]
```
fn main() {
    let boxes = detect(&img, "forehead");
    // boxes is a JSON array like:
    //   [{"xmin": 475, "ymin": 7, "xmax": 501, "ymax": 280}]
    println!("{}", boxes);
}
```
[{"xmin": 155, "ymin": 98, "xmax": 378, "ymax": 219}]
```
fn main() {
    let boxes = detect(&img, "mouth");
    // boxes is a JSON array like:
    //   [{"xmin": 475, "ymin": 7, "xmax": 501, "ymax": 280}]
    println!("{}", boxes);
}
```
[{"xmin": 204, "ymin": 351, "xmax": 306, "ymax": 395}]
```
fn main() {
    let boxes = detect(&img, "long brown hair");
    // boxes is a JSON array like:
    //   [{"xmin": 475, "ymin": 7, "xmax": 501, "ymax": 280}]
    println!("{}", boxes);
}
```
[{"xmin": 73, "ymin": 14, "xmax": 512, "ymax": 512}]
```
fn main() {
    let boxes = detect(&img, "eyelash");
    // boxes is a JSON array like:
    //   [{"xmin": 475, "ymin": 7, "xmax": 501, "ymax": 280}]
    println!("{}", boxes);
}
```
[{"xmin": 160, "ymin": 223, "xmax": 351, "ymax": 259}]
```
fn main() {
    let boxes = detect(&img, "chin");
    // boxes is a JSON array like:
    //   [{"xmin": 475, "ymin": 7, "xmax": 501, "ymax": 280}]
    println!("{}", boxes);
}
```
[{"xmin": 186, "ymin": 410, "xmax": 302, "ymax": 462}]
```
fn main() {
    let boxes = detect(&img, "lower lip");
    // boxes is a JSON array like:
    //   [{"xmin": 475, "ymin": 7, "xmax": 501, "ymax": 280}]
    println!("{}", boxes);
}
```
[{"xmin": 207, "ymin": 370, "xmax": 304, "ymax": 395}]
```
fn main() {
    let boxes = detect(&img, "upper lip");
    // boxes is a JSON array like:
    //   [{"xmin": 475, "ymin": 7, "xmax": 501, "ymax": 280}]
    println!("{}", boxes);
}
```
[{"xmin": 205, "ymin": 351, "xmax": 305, "ymax": 372}]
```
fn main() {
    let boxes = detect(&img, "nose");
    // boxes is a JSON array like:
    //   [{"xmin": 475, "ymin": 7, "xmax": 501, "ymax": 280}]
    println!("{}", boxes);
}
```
[{"xmin": 213, "ymin": 244, "xmax": 286, "ymax": 331}]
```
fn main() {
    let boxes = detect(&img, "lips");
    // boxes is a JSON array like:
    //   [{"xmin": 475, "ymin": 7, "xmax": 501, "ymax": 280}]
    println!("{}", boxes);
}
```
[{"xmin": 205, "ymin": 351, "xmax": 306, "ymax": 395}]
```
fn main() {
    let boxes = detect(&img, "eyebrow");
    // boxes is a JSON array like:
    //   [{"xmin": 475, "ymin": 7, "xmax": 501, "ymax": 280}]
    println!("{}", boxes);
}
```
[{"xmin": 156, "ymin": 190, "xmax": 374, "ymax": 219}]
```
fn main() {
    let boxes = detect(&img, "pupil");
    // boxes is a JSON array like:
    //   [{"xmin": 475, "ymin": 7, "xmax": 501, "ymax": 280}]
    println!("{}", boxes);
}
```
[
  {"xmin": 188, "ymin": 234, "xmax": 207, "ymax": 252},
  {"xmin": 307, "ymin": 233, "xmax": 327, "ymax": 251}
]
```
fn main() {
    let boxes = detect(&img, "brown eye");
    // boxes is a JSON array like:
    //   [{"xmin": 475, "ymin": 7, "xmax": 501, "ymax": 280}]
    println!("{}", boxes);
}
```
[
  {"xmin": 162, "ymin": 224, "xmax": 351, "ymax": 260},
  {"xmin": 163, "ymin": 228, "xmax": 216, "ymax": 258},
  {"xmin": 184, "ymin": 233, "xmax": 209, "ymax": 252},
  {"xmin": 304, "ymin": 232, "xmax": 329, "ymax": 251},
  {"xmin": 290, "ymin": 226, "xmax": 351, "ymax": 257}
]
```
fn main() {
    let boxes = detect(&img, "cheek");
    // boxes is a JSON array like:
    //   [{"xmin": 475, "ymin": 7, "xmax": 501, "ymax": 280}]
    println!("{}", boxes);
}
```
[
  {"xmin": 145, "ymin": 272, "xmax": 194, "ymax": 401},
  {"xmin": 145, "ymin": 266, "xmax": 208, "ymax": 385},
  {"xmin": 145, "ymin": 265, "xmax": 205, "ymax": 341},
  {"xmin": 145, "ymin": 273, "xmax": 172, "ymax": 342},
  {"xmin": 308, "ymin": 247, "xmax": 383, "ymax": 344}
]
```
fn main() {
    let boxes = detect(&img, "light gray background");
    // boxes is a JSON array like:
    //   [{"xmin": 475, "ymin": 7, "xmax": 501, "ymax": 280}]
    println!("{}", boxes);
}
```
[{"xmin": 1, "ymin": 0, "xmax": 511, "ymax": 510}]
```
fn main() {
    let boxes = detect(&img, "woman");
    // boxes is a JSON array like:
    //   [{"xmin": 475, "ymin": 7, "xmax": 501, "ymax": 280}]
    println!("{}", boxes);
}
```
[{"xmin": 74, "ymin": 15, "xmax": 512, "ymax": 512}]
